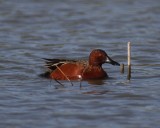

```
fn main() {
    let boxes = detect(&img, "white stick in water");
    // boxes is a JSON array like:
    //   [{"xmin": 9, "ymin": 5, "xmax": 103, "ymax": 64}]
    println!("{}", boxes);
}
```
[
  {"xmin": 128, "ymin": 42, "xmax": 131, "ymax": 66},
  {"xmin": 127, "ymin": 42, "xmax": 131, "ymax": 80}
]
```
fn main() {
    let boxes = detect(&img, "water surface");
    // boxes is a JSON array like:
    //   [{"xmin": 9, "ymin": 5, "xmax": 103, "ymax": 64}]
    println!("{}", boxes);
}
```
[{"xmin": 0, "ymin": 0, "xmax": 160, "ymax": 128}]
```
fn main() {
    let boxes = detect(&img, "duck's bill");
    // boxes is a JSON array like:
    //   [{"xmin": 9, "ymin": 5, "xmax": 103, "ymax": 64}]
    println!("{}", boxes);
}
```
[{"xmin": 106, "ymin": 57, "xmax": 120, "ymax": 66}]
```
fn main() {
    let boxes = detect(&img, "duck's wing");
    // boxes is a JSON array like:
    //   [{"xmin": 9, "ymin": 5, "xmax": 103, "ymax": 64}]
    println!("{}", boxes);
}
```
[{"xmin": 43, "ymin": 58, "xmax": 76, "ymax": 71}]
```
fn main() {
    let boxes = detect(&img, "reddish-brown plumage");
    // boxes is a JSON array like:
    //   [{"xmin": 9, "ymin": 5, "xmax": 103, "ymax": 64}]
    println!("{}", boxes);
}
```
[{"xmin": 42, "ymin": 49, "xmax": 120, "ymax": 80}]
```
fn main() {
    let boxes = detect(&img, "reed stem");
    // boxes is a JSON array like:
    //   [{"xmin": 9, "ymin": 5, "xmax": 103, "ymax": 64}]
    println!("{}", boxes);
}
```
[{"xmin": 127, "ymin": 42, "xmax": 131, "ymax": 80}]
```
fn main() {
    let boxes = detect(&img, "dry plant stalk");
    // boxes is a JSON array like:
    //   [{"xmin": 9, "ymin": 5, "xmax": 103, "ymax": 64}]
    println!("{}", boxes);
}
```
[
  {"xmin": 127, "ymin": 42, "xmax": 131, "ymax": 80},
  {"xmin": 120, "ymin": 64, "xmax": 124, "ymax": 74},
  {"xmin": 55, "ymin": 65, "xmax": 73, "ymax": 86}
]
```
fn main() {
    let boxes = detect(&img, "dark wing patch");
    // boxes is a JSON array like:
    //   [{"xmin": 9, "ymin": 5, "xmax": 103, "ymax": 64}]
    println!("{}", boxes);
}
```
[{"xmin": 43, "ymin": 58, "xmax": 76, "ymax": 70}]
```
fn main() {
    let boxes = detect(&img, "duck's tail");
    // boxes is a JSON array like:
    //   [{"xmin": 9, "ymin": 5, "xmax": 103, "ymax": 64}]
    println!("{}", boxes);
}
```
[{"xmin": 39, "ymin": 71, "xmax": 51, "ymax": 78}]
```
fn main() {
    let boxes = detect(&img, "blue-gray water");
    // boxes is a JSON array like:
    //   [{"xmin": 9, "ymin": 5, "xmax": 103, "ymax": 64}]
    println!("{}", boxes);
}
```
[{"xmin": 0, "ymin": 0, "xmax": 160, "ymax": 128}]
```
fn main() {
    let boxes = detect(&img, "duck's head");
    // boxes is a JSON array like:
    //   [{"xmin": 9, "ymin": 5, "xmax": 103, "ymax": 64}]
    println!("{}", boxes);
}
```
[{"xmin": 89, "ymin": 49, "xmax": 120, "ymax": 66}]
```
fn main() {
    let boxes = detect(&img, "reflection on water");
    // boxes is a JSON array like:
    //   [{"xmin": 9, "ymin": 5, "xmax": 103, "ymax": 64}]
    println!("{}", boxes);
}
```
[
  {"xmin": 82, "ymin": 90, "xmax": 110, "ymax": 95},
  {"xmin": 0, "ymin": 0, "xmax": 160, "ymax": 128},
  {"xmin": 87, "ymin": 79, "xmax": 106, "ymax": 85}
]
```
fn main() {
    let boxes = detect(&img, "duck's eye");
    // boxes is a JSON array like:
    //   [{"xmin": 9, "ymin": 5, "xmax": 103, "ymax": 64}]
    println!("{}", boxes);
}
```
[{"xmin": 98, "ymin": 53, "xmax": 103, "ymax": 57}]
